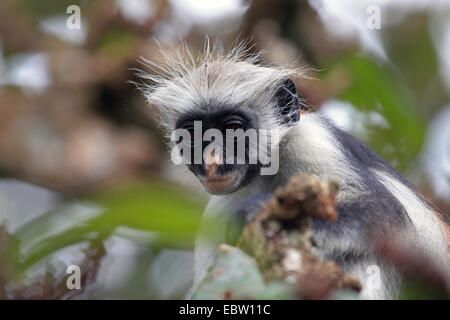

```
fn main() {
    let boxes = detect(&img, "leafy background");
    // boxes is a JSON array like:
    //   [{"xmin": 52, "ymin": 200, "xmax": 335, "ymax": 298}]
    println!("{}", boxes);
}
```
[{"xmin": 0, "ymin": 0, "xmax": 449, "ymax": 299}]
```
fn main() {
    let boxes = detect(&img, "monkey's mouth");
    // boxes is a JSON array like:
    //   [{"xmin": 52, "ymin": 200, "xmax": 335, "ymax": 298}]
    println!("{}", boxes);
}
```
[{"xmin": 201, "ymin": 174, "xmax": 237, "ymax": 193}]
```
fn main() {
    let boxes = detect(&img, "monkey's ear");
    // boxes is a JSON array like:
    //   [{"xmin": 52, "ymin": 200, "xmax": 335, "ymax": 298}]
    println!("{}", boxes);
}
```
[{"xmin": 275, "ymin": 79, "xmax": 300, "ymax": 126}]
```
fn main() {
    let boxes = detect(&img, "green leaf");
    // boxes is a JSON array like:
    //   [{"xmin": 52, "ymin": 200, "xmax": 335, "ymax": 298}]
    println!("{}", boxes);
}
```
[
  {"xmin": 192, "ymin": 244, "xmax": 294, "ymax": 300},
  {"xmin": 98, "ymin": 28, "xmax": 137, "ymax": 59},
  {"xmin": 13, "ymin": 180, "xmax": 204, "ymax": 272}
]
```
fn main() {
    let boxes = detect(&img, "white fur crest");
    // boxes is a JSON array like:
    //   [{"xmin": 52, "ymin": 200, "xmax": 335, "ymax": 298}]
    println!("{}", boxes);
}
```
[{"xmin": 137, "ymin": 41, "xmax": 306, "ymax": 138}]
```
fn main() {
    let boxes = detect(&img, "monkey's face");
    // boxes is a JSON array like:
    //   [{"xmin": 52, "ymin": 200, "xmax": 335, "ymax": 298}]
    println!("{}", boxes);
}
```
[
  {"xmin": 170, "ymin": 78, "xmax": 301, "ymax": 195},
  {"xmin": 174, "ymin": 107, "xmax": 261, "ymax": 195}
]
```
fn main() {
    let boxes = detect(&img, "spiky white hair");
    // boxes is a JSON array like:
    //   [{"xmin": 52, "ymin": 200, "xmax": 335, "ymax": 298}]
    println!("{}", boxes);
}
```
[{"xmin": 137, "ymin": 41, "xmax": 305, "ymax": 138}]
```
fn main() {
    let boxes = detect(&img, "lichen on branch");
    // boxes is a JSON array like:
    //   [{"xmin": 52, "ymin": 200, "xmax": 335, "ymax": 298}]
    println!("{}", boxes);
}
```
[{"xmin": 237, "ymin": 174, "xmax": 361, "ymax": 299}]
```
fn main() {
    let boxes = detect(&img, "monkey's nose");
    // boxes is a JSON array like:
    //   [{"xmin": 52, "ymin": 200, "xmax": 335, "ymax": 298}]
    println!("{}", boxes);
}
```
[{"xmin": 204, "ymin": 150, "xmax": 221, "ymax": 178}]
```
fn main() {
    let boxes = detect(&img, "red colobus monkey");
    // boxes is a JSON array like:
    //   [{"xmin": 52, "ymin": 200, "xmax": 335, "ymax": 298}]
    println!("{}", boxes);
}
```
[{"xmin": 139, "ymin": 43, "xmax": 449, "ymax": 299}]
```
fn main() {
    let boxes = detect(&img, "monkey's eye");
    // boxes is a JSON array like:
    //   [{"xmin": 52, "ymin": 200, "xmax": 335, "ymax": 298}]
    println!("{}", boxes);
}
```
[
  {"xmin": 182, "ymin": 126, "xmax": 198, "ymax": 145},
  {"xmin": 188, "ymin": 128, "xmax": 197, "ymax": 143},
  {"xmin": 183, "ymin": 126, "xmax": 202, "ymax": 145},
  {"xmin": 223, "ymin": 117, "xmax": 245, "ymax": 131},
  {"xmin": 186, "ymin": 127, "xmax": 194, "ymax": 138},
  {"xmin": 225, "ymin": 123, "xmax": 243, "ymax": 131}
]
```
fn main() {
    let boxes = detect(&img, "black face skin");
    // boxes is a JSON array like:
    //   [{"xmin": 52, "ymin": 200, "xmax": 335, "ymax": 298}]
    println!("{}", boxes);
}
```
[
  {"xmin": 175, "ymin": 79, "xmax": 300, "ymax": 195},
  {"xmin": 175, "ymin": 105, "xmax": 261, "ymax": 194}
]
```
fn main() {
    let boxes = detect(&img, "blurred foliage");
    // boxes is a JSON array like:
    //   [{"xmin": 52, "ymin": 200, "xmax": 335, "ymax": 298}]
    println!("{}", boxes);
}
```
[
  {"xmin": 324, "ymin": 54, "xmax": 426, "ymax": 172},
  {"xmin": 383, "ymin": 13, "xmax": 448, "ymax": 115},
  {"xmin": 13, "ymin": 181, "xmax": 203, "ymax": 272},
  {"xmin": 193, "ymin": 245, "xmax": 294, "ymax": 300},
  {"xmin": 98, "ymin": 28, "xmax": 138, "ymax": 59},
  {"xmin": 400, "ymin": 280, "xmax": 449, "ymax": 300},
  {"xmin": 14, "ymin": 0, "xmax": 85, "ymax": 18},
  {"xmin": 1, "ymin": 180, "xmax": 204, "ymax": 299}
]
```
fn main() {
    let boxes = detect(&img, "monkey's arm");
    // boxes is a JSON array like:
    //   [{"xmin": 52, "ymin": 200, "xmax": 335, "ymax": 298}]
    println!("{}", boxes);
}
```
[
  {"xmin": 232, "ymin": 187, "xmax": 410, "ymax": 299},
  {"xmin": 312, "ymin": 193, "xmax": 410, "ymax": 259},
  {"xmin": 234, "ymin": 187, "xmax": 410, "ymax": 254}
]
